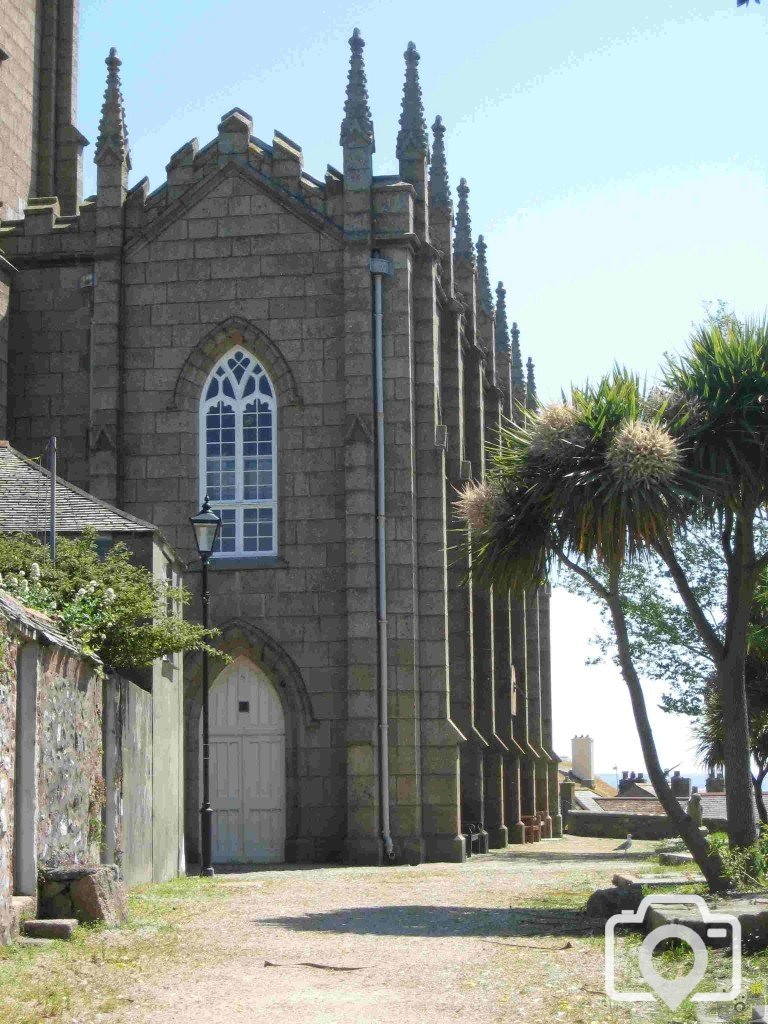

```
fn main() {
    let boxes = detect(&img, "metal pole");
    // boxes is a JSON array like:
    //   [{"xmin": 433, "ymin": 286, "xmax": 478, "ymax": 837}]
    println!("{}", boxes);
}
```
[
  {"xmin": 200, "ymin": 554, "xmax": 214, "ymax": 877},
  {"xmin": 49, "ymin": 436, "xmax": 57, "ymax": 565}
]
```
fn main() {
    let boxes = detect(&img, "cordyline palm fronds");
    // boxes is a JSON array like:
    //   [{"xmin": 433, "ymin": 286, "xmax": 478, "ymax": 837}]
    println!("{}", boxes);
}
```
[{"xmin": 457, "ymin": 317, "xmax": 768, "ymax": 892}]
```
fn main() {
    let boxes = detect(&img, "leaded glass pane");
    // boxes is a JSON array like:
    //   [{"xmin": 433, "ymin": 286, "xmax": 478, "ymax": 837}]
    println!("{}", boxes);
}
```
[
  {"xmin": 201, "ymin": 347, "xmax": 277, "ymax": 556},
  {"xmin": 213, "ymin": 508, "xmax": 237, "ymax": 553},
  {"xmin": 243, "ymin": 507, "xmax": 274, "ymax": 553}
]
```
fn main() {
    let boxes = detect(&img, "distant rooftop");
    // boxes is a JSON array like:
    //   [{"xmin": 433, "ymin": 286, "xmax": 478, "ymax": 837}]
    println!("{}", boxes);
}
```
[
  {"xmin": 558, "ymin": 759, "xmax": 617, "ymax": 798},
  {"xmin": 0, "ymin": 442, "xmax": 154, "ymax": 535}
]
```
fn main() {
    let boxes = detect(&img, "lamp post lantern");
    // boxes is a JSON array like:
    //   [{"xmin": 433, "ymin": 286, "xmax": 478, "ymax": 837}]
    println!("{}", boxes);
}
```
[{"xmin": 190, "ymin": 495, "xmax": 222, "ymax": 877}]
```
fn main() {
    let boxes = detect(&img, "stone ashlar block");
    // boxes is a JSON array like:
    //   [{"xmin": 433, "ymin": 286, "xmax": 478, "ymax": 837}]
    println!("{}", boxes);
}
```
[{"xmin": 22, "ymin": 919, "xmax": 79, "ymax": 940}]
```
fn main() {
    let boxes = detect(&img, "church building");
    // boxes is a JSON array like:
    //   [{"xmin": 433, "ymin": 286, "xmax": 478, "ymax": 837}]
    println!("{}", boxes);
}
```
[{"xmin": 0, "ymin": 1, "xmax": 560, "ymax": 864}]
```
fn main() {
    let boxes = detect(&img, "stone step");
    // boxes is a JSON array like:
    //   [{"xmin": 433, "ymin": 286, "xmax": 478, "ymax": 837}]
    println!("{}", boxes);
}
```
[
  {"xmin": 17, "ymin": 937, "xmax": 55, "ymax": 947},
  {"xmin": 645, "ymin": 898, "xmax": 768, "ymax": 951},
  {"xmin": 659, "ymin": 851, "xmax": 695, "ymax": 865},
  {"xmin": 21, "ymin": 919, "xmax": 79, "ymax": 941},
  {"xmin": 613, "ymin": 872, "xmax": 704, "ymax": 888}
]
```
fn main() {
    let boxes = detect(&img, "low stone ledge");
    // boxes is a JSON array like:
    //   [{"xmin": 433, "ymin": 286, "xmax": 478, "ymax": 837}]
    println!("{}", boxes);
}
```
[
  {"xmin": 39, "ymin": 865, "xmax": 127, "ymax": 925},
  {"xmin": 613, "ymin": 872, "xmax": 704, "ymax": 888},
  {"xmin": 646, "ymin": 897, "xmax": 768, "ymax": 952},
  {"xmin": 22, "ymin": 918, "xmax": 78, "ymax": 941}
]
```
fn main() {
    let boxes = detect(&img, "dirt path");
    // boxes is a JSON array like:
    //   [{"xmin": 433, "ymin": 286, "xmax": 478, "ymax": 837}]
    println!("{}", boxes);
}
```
[{"xmin": 123, "ymin": 836, "xmax": 651, "ymax": 1024}]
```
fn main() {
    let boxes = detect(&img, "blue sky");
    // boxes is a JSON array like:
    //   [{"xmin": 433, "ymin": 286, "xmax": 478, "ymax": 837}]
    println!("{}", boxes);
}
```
[{"xmin": 79, "ymin": 0, "xmax": 768, "ymax": 772}]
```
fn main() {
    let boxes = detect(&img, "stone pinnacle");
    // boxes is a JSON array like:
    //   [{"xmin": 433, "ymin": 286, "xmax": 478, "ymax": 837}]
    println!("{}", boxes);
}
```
[
  {"xmin": 454, "ymin": 178, "xmax": 474, "ymax": 265},
  {"xmin": 429, "ymin": 115, "xmax": 451, "ymax": 210},
  {"xmin": 95, "ymin": 47, "xmax": 131, "ymax": 169},
  {"xmin": 494, "ymin": 280, "xmax": 509, "ymax": 351},
  {"xmin": 476, "ymin": 237, "xmax": 493, "ymax": 316},
  {"xmin": 396, "ymin": 41, "xmax": 429, "ymax": 161},
  {"xmin": 339, "ymin": 28, "xmax": 375, "ymax": 150},
  {"xmin": 526, "ymin": 356, "xmax": 538, "ymax": 410}
]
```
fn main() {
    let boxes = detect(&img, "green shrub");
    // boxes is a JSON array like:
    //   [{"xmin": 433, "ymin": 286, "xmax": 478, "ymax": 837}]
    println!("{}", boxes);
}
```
[
  {"xmin": 708, "ymin": 827, "xmax": 768, "ymax": 889},
  {"xmin": 0, "ymin": 530, "xmax": 220, "ymax": 671}
]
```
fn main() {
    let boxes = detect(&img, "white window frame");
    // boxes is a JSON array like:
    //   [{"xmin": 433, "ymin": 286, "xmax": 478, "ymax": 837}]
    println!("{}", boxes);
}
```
[{"xmin": 198, "ymin": 347, "xmax": 277, "ymax": 558}]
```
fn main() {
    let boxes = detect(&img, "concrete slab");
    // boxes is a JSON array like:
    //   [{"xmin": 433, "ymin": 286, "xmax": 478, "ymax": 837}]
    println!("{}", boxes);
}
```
[
  {"xmin": 645, "ymin": 900, "xmax": 768, "ymax": 951},
  {"xmin": 659, "ymin": 852, "xmax": 695, "ymax": 865},
  {"xmin": 613, "ymin": 872, "xmax": 704, "ymax": 888}
]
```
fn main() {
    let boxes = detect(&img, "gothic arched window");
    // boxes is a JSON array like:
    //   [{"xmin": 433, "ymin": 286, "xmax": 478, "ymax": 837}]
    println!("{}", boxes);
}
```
[{"xmin": 199, "ymin": 348, "xmax": 276, "ymax": 556}]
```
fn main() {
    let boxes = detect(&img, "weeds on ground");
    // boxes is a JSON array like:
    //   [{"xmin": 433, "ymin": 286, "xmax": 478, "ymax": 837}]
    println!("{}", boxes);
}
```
[{"xmin": 0, "ymin": 876, "xmax": 232, "ymax": 1024}]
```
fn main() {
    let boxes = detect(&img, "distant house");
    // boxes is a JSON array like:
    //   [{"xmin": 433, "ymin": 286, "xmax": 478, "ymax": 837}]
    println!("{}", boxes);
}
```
[{"xmin": 0, "ymin": 442, "xmax": 185, "ymax": 943}]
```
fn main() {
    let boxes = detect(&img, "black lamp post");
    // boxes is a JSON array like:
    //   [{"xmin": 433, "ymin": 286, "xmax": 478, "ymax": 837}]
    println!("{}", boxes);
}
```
[{"xmin": 190, "ymin": 495, "xmax": 222, "ymax": 877}]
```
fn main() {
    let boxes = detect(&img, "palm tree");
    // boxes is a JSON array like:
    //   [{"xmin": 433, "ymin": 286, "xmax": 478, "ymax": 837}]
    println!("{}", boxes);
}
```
[
  {"xmin": 457, "ymin": 318, "xmax": 768, "ymax": 890},
  {"xmin": 696, "ymin": 571, "xmax": 768, "ymax": 824},
  {"xmin": 694, "ymin": 674, "xmax": 768, "ymax": 825}
]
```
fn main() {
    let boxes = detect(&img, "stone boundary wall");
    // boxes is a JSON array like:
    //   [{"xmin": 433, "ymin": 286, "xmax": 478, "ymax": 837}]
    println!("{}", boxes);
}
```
[
  {"xmin": 0, "ymin": 632, "xmax": 20, "ymax": 944},
  {"xmin": 36, "ymin": 647, "xmax": 103, "ymax": 869},
  {"xmin": 0, "ymin": 606, "xmax": 102, "ymax": 945},
  {"xmin": 566, "ymin": 810, "xmax": 729, "ymax": 840}
]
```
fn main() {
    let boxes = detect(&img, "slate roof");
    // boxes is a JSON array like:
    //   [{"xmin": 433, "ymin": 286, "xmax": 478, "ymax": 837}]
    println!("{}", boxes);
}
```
[{"xmin": 0, "ymin": 442, "xmax": 154, "ymax": 535}]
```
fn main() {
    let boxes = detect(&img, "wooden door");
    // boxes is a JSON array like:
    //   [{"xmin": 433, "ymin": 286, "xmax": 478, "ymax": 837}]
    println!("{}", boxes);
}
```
[{"xmin": 202, "ymin": 657, "xmax": 286, "ymax": 863}]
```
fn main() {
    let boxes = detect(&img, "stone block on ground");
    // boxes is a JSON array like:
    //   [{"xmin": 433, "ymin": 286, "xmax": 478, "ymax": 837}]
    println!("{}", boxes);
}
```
[
  {"xmin": 645, "ymin": 898, "xmax": 768, "ymax": 952},
  {"xmin": 9, "ymin": 896, "xmax": 36, "ymax": 941},
  {"xmin": 22, "ymin": 919, "xmax": 79, "ymax": 940},
  {"xmin": 586, "ymin": 885, "xmax": 643, "ymax": 919},
  {"xmin": 613, "ymin": 872, "xmax": 704, "ymax": 888},
  {"xmin": 659, "ymin": 852, "xmax": 695, "ymax": 865},
  {"xmin": 70, "ymin": 865, "xmax": 127, "ymax": 925},
  {"xmin": 38, "ymin": 864, "xmax": 127, "ymax": 925}
]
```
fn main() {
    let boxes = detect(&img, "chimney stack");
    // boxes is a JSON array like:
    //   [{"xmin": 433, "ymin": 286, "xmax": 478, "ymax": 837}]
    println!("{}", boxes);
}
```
[
  {"xmin": 571, "ymin": 735, "xmax": 594, "ymax": 785},
  {"xmin": 670, "ymin": 769, "xmax": 692, "ymax": 799}
]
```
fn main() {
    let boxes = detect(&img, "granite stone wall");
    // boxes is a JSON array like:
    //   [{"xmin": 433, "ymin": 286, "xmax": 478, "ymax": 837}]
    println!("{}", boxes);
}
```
[
  {"xmin": 0, "ymin": 634, "xmax": 20, "ymax": 944},
  {"xmin": 36, "ymin": 647, "xmax": 102, "ymax": 870},
  {"xmin": 0, "ymin": 0, "xmax": 39, "ymax": 221},
  {"xmin": 6, "ymin": 257, "xmax": 93, "ymax": 486},
  {"xmin": 566, "ymin": 810, "xmax": 729, "ymax": 841}
]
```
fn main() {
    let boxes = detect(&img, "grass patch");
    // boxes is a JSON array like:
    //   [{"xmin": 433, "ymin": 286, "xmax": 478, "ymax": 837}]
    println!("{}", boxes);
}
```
[{"xmin": 0, "ymin": 876, "xmax": 236, "ymax": 1024}]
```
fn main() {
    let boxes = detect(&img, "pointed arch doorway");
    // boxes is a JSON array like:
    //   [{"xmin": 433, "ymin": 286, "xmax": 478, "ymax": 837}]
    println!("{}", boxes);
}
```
[{"xmin": 201, "ymin": 656, "xmax": 286, "ymax": 863}]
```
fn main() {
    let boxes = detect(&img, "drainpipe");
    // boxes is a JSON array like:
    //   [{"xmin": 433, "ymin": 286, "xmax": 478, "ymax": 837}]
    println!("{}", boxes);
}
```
[{"xmin": 370, "ymin": 251, "xmax": 395, "ymax": 861}]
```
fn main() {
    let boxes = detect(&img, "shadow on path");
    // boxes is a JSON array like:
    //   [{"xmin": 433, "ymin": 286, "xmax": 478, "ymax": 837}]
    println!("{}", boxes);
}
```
[{"xmin": 258, "ymin": 905, "xmax": 599, "ymax": 939}]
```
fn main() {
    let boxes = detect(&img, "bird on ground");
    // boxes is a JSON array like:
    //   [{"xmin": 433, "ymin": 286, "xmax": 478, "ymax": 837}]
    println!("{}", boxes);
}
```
[{"xmin": 615, "ymin": 834, "xmax": 633, "ymax": 854}]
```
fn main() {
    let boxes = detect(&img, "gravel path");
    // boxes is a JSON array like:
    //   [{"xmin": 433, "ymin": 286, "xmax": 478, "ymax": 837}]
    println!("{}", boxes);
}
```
[{"xmin": 124, "ymin": 836, "xmax": 654, "ymax": 1024}]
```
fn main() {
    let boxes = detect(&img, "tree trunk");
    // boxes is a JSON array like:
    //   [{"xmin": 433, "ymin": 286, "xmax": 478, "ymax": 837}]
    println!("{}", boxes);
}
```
[
  {"xmin": 752, "ymin": 775, "xmax": 767, "ymax": 825},
  {"xmin": 606, "ymin": 591, "xmax": 729, "ymax": 891},
  {"xmin": 717, "ymin": 662, "xmax": 758, "ymax": 845},
  {"xmin": 717, "ymin": 522, "xmax": 760, "ymax": 848}
]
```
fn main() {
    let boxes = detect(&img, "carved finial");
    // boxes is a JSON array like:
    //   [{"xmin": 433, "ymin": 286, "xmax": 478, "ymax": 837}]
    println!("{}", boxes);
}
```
[
  {"xmin": 95, "ymin": 47, "xmax": 131, "ymax": 169},
  {"xmin": 475, "ymin": 237, "xmax": 493, "ymax": 316},
  {"xmin": 429, "ymin": 115, "xmax": 451, "ymax": 210},
  {"xmin": 396, "ymin": 41, "xmax": 429, "ymax": 162},
  {"xmin": 340, "ymin": 28, "xmax": 375, "ymax": 151},
  {"xmin": 526, "ymin": 356, "xmax": 538, "ymax": 410},
  {"xmin": 494, "ymin": 280, "xmax": 509, "ymax": 352},
  {"xmin": 454, "ymin": 178, "xmax": 474, "ymax": 265}
]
